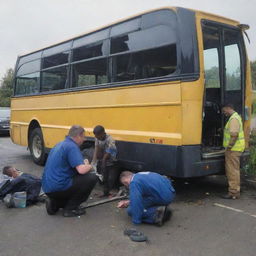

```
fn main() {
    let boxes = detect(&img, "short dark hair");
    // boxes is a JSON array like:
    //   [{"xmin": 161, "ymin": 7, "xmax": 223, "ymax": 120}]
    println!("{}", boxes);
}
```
[
  {"xmin": 93, "ymin": 125, "xmax": 105, "ymax": 135},
  {"xmin": 68, "ymin": 125, "xmax": 85, "ymax": 137},
  {"xmin": 222, "ymin": 103, "xmax": 234, "ymax": 110},
  {"xmin": 2, "ymin": 166, "xmax": 12, "ymax": 176}
]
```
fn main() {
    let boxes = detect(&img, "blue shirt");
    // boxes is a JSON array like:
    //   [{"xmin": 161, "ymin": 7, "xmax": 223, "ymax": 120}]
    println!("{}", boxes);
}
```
[
  {"xmin": 42, "ymin": 136, "xmax": 84, "ymax": 193},
  {"xmin": 129, "ymin": 172, "xmax": 175, "ymax": 224}
]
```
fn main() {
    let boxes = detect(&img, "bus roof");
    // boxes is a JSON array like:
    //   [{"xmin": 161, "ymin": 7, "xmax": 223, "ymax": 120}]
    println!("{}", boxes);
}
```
[{"xmin": 18, "ymin": 6, "xmax": 240, "ymax": 58}]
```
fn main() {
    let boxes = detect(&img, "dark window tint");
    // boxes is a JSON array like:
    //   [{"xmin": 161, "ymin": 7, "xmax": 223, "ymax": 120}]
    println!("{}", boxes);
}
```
[
  {"xmin": 73, "ymin": 41, "xmax": 107, "ymax": 62},
  {"xmin": 112, "ymin": 45, "xmax": 176, "ymax": 82},
  {"xmin": 141, "ymin": 9, "xmax": 176, "ymax": 29},
  {"xmin": 42, "ymin": 51, "xmax": 69, "ymax": 69},
  {"xmin": 73, "ymin": 29, "xmax": 109, "ymax": 48},
  {"xmin": 18, "ymin": 52, "xmax": 42, "ymax": 67},
  {"xmin": 17, "ymin": 59, "xmax": 40, "ymax": 76},
  {"xmin": 72, "ymin": 59, "xmax": 107, "ymax": 87},
  {"xmin": 41, "ymin": 66, "xmax": 68, "ymax": 92},
  {"xmin": 15, "ymin": 72, "xmax": 40, "ymax": 95},
  {"xmin": 111, "ymin": 25, "xmax": 176, "ymax": 54},
  {"xmin": 43, "ymin": 42, "xmax": 71, "ymax": 57},
  {"xmin": 110, "ymin": 18, "xmax": 140, "ymax": 37}
]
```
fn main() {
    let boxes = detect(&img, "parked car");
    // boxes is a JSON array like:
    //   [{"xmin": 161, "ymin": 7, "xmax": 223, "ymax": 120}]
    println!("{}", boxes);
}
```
[{"xmin": 0, "ymin": 108, "xmax": 10, "ymax": 135}]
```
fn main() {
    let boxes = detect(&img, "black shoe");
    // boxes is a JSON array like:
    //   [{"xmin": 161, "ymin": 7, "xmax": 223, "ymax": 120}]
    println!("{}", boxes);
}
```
[
  {"xmin": 37, "ymin": 194, "xmax": 47, "ymax": 203},
  {"xmin": 63, "ymin": 207, "xmax": 86, "ymax": 217},
  {"xmin": 45, "ymin": 197, "xmax": 59, "ymax": 215},
  {"xmin": 163, "ymin": 207, "xmax": 172, "ymax": 223},
  {"xmin": 221, "ymin": 194, "xmax": 240, "ymax": 200},
  {"xmin": 154, "ymin": 206, "xmax": 166, "ymax": 226}
]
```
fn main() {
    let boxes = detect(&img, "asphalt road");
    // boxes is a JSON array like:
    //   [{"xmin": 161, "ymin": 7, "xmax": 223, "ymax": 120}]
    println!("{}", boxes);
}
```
[{"xmin": 0, "ymin": 136, "xmax": 256, "ymax": 256}]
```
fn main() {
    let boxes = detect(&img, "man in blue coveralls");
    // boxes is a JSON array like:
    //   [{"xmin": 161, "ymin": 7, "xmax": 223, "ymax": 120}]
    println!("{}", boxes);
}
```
[
  {"xmin": 42, "ymin": 125, "xmax": 98, "ymax": 217},
  {"xmin": 117, "ymin": 171, "xmax": 175, "ymax": 226}
]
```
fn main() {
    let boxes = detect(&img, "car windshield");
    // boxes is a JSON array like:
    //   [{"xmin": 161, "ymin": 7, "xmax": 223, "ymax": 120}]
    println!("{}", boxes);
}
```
[{"xmin": 0, "ymin": 109, "xmax": 10, "ymax": 118}]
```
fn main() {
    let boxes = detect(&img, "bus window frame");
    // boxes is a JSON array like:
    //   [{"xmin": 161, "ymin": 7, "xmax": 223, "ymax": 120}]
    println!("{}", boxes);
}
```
[
  {"xmin": 17, "ymin": 51, "xmax": 42, "ymax": 68},
  {"xmin": 13, "ymin": 8, "xmax": 200, "ymax": 98},
  {"xmin": 40, "ymin": 64, "xmax": 70, "ymax": 92},
  {"xmin": 201, "ymin": 19, "xmax": 246, "ymax": 118}
]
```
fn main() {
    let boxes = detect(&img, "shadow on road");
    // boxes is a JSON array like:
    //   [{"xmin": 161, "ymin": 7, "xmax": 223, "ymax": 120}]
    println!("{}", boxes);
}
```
[{"xmin": 172, "ymin": 175, "xmax": 227, "ymax": 203}]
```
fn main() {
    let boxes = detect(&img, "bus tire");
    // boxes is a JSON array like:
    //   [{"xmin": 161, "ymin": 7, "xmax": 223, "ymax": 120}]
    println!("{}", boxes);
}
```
[
  {"xmin": 81, "ymin": 147, "xmax": 94, "ymax": 162},
  {"xmin": 29, "ymin": 127, "xmax": 47, "ymax": 166}
]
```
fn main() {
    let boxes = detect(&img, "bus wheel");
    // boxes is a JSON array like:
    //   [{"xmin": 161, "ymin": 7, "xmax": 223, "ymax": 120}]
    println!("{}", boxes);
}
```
[
  {"xmin": 29, "ymin": 128, "xmax": 47, "ymax": 165},
  {"xmin": 81, "ymin": 147, "xmax": 94, "ymax": 162}
]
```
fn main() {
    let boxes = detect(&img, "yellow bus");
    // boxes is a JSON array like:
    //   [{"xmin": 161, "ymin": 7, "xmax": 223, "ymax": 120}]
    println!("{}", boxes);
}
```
[{"xmin": 11, "ymin": 7, "xmax": 252, "ymax": 177}]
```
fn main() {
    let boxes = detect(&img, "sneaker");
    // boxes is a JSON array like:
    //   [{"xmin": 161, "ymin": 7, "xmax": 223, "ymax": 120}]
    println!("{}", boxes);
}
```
[
  {"xmin": 221, "ymin": 194, "xmax": 240, "ymax": 200},
  {"xmin": 45, "ymin": 197, "xmax": 59, "ymax": 215},
  {"xmin": 37, "ymin": 194, "xmax": 47, "ymax": 203},
  {"xmin": 63, "ymin": 207, "xmax": 86, "ymax": 217}
]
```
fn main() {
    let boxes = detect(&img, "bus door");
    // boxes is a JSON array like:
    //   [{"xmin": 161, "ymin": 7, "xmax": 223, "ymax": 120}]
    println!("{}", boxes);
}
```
[{"xmin": 201, "ymin": 22, "xmax": 245, "ymax": 154}]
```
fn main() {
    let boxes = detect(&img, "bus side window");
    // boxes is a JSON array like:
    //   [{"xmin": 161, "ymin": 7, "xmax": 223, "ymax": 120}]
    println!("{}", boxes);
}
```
[
  {"xmin": 16, "ymin": 72, "xmax": 40, "ymax": 95},
  {"xmin": 15, "ymin": 59, "xmax": 41, "ymax": 96},
  {"xmin": 41, "ymin": 66, "xmax": 68, "ymax": 92},
  {"xmin": 71, "ymin": 58, "xmax": 108, "ymax": 87}
]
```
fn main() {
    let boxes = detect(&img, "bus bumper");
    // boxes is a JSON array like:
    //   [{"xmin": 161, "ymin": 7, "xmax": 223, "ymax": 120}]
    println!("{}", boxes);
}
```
[{"xmin": 116, "ymin": 141, "xmax": 249, "ymax": 178}]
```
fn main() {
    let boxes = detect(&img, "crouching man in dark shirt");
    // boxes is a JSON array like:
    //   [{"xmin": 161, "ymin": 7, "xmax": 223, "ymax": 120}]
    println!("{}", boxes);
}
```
[
  {"xmin": 42, "ymin": 125, "xmax": 98, "ymax": 217},
  {"xmin": 117, "ymin": 171, "xmax": 175, "ymax": 226}
]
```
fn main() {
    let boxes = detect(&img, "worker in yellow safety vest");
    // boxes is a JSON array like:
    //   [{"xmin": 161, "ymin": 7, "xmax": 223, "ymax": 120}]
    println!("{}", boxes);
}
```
[{"xmin": 222, "ymin": 103, "xmax": 245, "ymax": 199}]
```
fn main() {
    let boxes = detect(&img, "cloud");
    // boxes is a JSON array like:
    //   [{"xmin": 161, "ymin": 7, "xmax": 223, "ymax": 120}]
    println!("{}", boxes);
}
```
[{"xmin": 0, "ymin": 0, "xmax": 255, "ymax": 79}]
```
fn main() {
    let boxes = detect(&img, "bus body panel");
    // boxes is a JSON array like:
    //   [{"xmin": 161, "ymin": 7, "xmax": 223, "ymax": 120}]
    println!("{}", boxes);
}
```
[{"xmin": 11, "ymin": 80, "xmax": 182, "ymax": 148}]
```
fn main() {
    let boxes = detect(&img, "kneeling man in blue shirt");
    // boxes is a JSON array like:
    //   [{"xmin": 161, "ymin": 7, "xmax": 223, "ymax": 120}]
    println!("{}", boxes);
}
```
[
  {"xmin": 118, "ymin": 171, "xmax": 175, "ymax": 226},
  {"xmin": 42, "ymin": 125, "xmax": 98, "ymax": 217}
]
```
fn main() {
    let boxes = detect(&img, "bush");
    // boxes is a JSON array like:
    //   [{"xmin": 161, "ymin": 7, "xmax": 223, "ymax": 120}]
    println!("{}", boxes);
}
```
[
  {"xmin": 252, "ymin": 97, "xmax": 256, "ymax": 116},
  {"xmin": 244, "ymin": 132, "xmax": 256, "ymax": 176}
]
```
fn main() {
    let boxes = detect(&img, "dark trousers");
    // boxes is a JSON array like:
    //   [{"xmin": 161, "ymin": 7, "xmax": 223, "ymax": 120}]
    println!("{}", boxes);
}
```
[
  {"xmin": 46, "ymin": 173, "xmax": 97, "ymax": 210},
  {"xmin": 102, "ymin": 165, "xmax": 120, "ymax": 195}
]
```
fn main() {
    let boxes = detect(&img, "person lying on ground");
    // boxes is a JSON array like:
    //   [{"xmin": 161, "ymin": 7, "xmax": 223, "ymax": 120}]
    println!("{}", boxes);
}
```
[
  {"xmin": 1, "ymin": 166, "xmax": 42, "ymax": 205},
  {"xmin": 91, "ymin": 125, "xmax": 119, "ymax": 197},
  {"xmin": 117, "ymin": 171, "xmax": 175, "ymax": 226},
  {"xmin": 42, "ymin": 125, "xmax": 98, "ymax": 217}
]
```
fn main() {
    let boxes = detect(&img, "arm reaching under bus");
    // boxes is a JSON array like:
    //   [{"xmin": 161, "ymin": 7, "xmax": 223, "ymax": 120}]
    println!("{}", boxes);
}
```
[{"xmin": 76, "ymin": 163, "xmax": 92, "ymax": 174}]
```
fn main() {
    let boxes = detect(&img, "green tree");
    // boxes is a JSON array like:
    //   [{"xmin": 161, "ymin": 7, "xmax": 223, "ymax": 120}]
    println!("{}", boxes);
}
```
[
  {"xmin": 251, "ymin": 60, "xmax": 256, "ymax": 90},
  {"xmin": 205, "ymin": 66, "xmax": 220, "ymax": 88},
  {"xmin": 0, "ymin": 68, "xmax": 14, "ymax": 107}
]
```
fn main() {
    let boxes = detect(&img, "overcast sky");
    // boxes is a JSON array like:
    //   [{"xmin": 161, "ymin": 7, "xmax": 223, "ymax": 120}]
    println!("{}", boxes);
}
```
[{"xmin": 0, "ymin": 0, "xmax": 255, "ymax": 80}]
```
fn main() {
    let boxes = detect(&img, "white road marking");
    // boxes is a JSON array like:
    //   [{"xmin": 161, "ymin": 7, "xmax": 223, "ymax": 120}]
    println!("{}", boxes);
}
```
[{"xmin": 214, "ymin": 203, "xmax": 256, "ymax": 218}]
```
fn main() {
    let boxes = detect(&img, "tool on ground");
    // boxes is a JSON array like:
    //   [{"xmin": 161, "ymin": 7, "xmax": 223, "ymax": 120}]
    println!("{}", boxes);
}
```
[{"xmin": 83, "ymin": 186, "xmax": 128, "ymax": 209}]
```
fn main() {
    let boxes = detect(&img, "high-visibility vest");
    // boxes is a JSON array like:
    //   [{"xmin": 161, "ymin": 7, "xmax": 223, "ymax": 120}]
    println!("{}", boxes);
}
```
[{"xmin": 223, "ymin": 112, "xmax": 245, "ymax": 152}]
